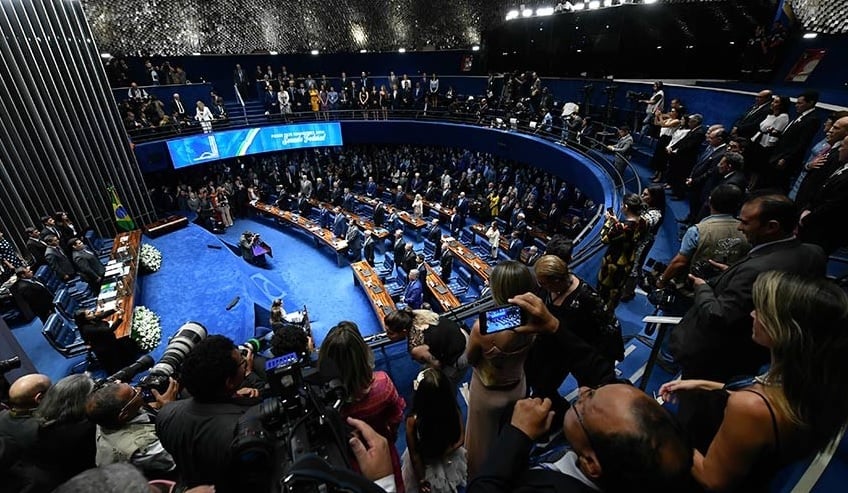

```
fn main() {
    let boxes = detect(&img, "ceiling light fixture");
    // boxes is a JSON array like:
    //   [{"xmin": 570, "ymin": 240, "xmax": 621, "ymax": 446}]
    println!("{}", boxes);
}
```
[
  {"xmin": 505, "ymin": 9, "xmax": 519, "ymax": 21},
  {"xmin": 536, "ymin": 7, "xmax": 554, "ymax": 16},
  {"xmin": 522, "ymin": 8, "xmax": 533, "ymax": 17},
  {"xmin": 310, "ymin": 49, "xmax": 319, "ymax": 55},
  {"xmin": 398, "ymin": 48, "xmax": 406, "ymax": 53},
  {"xmin": 589, "ymin": 1, "xmax": 601, "ymax": 9},
  {"xmin": 472, "ymin": 45, "xmax": 480, "ymax": 51},
  {"xmin": 803, "ymin": 32, "xmax": 818, "ymax": 39}
]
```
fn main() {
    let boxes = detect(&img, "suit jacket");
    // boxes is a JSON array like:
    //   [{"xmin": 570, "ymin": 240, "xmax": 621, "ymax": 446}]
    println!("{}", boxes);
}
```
[
  {"xmin": 799, "ymin": 163, "xmax": 848, "ymax": 254},
  {"xmin": 670, "ymin": 238, "xmax": 826, "ymax": 381},
  {"xmin": 403, "ymin": 279, "xmax": 423, "ymax": 309},
  {"xmin": 332, "ymin": 214, "xmax": 348, "ymax": 237},
  {"xmin": 40, "ymin": 226, "xmax": 61, "ymax": 242},
  {"xmin": 689, "ymin": 144, "xmax": 727, "ymax": 188},
  {"xmin": 733, "ymin": 103, "xmax": 772, "ymax": 139},
  {"xmin": 72, "ymin": 249, "xmax": 105, "ymax": 284},
  {"xmin": 393, "ymin": 239, "xmax": 406, "ymax": 265},
  {"xmin": 373, "ymin": 204, "xmax": 386, "ymax": 227},
  {"xmin": 468, "ymin": 425, "xmax": 597, "ymax": 493},
  {"xmin": 796, "ymin": 145, "xmax": 841, "ymax": 210},
  {"xmin": 525, "ymin": 252, "xmax": 542, "ymax": 266},
  {"xmin": 402, "ymin": 250, "xmax": 417, "ymax": 273},
  {"xmin": 450, "ymin": 214, "xmax": 462, "ymax": 236},
  {"xmin": 440, "ymin": 250, "xmax": 454, "ymax": 280},
  {"xmin": 27, "ymin": 238, "xmax": 48, "ymax": 265},
  {"xmin": 12, "ymin": 277, "xmax": 54, "ymax": 320},
  {"xmin": 45, "ymin": 246, "xmax": 75, "ymax": 279},
  {"xmin": 456, "ymin": 197, "xmax": 469, "ymax": 217},
  {"xmin": 769, "ymin": 111, "xmax": 821, "ymax": 172},
  {"xmin": 670, "ymin": 126, "xmax": 707, "ymax": 165},
  {"xmin": 346, "ymin": 227, "xmax": 363, "ymax": 253},
  {"xmin": 426, "ymin": 224, "xmax": 441, "ymax": 243},
  {"xmin": 363, "ymin": 237, "xmax": 376, "ymax": 265},
  {"xmin": 508, "ymin": 238, "xmax": 523, "ymax": 259}
]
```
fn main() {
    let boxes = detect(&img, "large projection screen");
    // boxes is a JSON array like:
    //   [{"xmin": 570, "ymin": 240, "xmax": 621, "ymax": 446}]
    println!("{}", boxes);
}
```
[{"xmin": 166, "ymin": 122, "xmax": 343, "ymax": 169}]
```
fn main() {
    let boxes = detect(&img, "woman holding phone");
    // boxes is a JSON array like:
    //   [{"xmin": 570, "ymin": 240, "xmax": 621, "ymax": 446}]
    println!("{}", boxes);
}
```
[{"xmin": 463, "ymin": 261, "xmax": 535, "ymax": 477}]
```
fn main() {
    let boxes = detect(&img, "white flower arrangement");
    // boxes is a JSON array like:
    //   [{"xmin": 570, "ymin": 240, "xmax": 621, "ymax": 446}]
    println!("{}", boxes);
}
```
[
  {"xmin": 131, "ymin": 306, "xmax": 162, "ymax": 352},
  {"xmin": 139, "ymin": 243, "xmax": 163, "ymax": 273}
]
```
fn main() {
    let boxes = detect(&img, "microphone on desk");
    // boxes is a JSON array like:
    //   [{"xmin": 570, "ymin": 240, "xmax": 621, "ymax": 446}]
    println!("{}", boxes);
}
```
[{"xmin": 226, "ymin": 296, "xmax": 240, "ymax": 311}]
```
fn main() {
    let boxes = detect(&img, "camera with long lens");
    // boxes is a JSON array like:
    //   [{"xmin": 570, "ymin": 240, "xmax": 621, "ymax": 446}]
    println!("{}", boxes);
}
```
[
  {"xmin": 137, "ymin": 322, "xmax": 208, "ymax": 395},
  {"xmin": 231, "ymin": 353, "xmax": 357, "ymax": 492},
  {"xmin": 0, "ymin": 356, "xmax": 21, "ymax": 374}
]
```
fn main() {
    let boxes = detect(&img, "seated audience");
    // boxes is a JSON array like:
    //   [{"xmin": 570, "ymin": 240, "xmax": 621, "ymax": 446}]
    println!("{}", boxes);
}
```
[
  {"xmin": 384, "ymin": 307, "xmax": 469, "ymax": 387},
  {"xmin": 464, "ymin": 261, "xmax": 536, "ymax": 477},
  {"xmin": 660, "ymin": 272, "xmax": 848, "ymax": 492},
  {"xmin": 74, "ymin": 307, "xmax": 139, "ymax": 375},
  {"xmin": 402, "ymin": 368, "xmax": 467, "ymax": 493},
  {"xmin": 319, "ymin": 321, "xmax": 406, "ymax": 492}
]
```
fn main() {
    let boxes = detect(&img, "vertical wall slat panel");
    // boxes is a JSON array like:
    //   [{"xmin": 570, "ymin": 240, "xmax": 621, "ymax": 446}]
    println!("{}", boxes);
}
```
[{"xmin": 0, "ymin": 0, "xmax": 155, "ymax": 252}]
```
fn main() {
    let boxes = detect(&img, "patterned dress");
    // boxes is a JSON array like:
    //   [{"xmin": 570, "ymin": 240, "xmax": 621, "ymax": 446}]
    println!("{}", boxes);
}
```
[
  {"xmin": 597, "ymin": 215, "xmax": 646, "ymax": 311},
  {"xmin": 342, "ymin": 371, "xmax": 406, "ymax": 492}
]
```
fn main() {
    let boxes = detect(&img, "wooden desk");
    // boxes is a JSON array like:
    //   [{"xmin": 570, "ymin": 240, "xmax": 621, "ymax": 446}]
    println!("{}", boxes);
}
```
[
  {"xmin": 307, "ymin": 198, "xmax": 390, "ymax": 241},
  {"xmin": 443, "ymin": 238, "xmax": 491, "ymax": 282},
  {"xmin": 356, "ymin": 194, "xmax": 428, "ymax": 231},
  {"xmin": 422, "ymin": 264, "xmax": 461, "ymax": 311},
  {"xmin": 252, "ymin": 201, "xmax": 349, "ymax": 266},
  {"xmin": 102, "ymin": 230, "xmax": 142, "ymax": 339},
  {"xmin": 351, "ymin": 260, "xmax": 397, "ymax": 333}
]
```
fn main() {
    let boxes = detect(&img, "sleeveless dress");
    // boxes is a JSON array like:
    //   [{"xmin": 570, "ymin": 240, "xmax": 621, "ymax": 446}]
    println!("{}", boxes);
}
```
[{"xmin": 465, "ymin": 336, "xmax": 533, "ymax": 477}]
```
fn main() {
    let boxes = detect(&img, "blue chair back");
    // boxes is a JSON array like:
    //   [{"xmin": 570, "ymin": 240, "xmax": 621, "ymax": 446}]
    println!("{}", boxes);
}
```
[
  {"xmin": 460, "ymin": 229, "xmax": 475, "ymax": 245},
  {"xmin": 53, "ymin": 288, "xmax": 75, "ymax": 319},
  {"xmin": 42, "ymin": 313, "xmax": 86, "ymax": 357},
  {"xmin": 423, "ymin": 240, "xmax": 435, "ymax": 257}
]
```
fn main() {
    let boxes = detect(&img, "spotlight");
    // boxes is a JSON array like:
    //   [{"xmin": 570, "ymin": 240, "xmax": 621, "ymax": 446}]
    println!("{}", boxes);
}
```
[
  {"xmin": 191, "ymin": 52, "xmax": 201, "ymax": 56},
  {"xmin": 360, "ymin": 49, "xmax": 367, "ymax": 53},
  {"xmin": 536, "ymin": 7, "xmax": 554, "ymax": 16},
  {"xmin": 472, "ymin": 45, "xmax": 480, "ymax": 51},
  {"xmin": 398, "ymin": 48, "xmax": 406, "ymax": 53},
  {"xmin": 100, "ymin": 52, "xmax": 112, "ymax": 58},
  {"xmin": 604, "ymin": 0, "xmax": 613, "ymax": 6},
  {"xmin": 573, "ymin": 2, "xmax": 585, "ymax": 11},
  {"xmin": 644, "ymin": 0, "xmax": 658, "ymax": 4},
  {"xmin": 506, "ymin": 9, "xmax": 519, "ymax": 20},
  {"xmin": 589, "ymin": 1, "xmax": 600, "ymax": 9},
  {"xmin": 269, "ymin": 51, "xmax": 278, "ymax": 55},
  {"xmin": 310, "ymin": 49, "xmax": 319, "ymax": 55},
  {"xmin": 522, "ymin": 8, "xmax": 533, "ymax": 17},
  {"xmin": 803, "ymin": 32, "xmax": 818, "ymax": 39}
]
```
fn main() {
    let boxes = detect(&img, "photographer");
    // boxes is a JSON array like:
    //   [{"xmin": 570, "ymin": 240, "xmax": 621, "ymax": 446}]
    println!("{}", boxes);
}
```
[
  {"xmin": 656, "ymin": 184, "xmax": 750, "ymax": 303},
  {"xmin": 155, "ymin": 335, "xmax": 256, "ymax": 491},
  {"xmin": 85, "ymin": 379, "xmax": 179, "ymax": 477}
]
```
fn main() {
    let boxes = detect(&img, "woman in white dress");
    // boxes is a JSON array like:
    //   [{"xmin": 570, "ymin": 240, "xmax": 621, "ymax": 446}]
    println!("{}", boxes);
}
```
[
  {"xmin": 412, "ymin": 194, "xmax": 424, "ymax": 219},
  {"xmin": 195, "ymin": 101, "xmax": 214, "ymax": 133},
  {"xmin": 485, "ymin": 221, "xmax": 500, "ymax": 259}
]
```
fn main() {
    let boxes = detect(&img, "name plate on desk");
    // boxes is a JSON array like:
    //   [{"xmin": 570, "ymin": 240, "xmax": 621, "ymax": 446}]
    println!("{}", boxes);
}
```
[{"xmin": 370, "ymin": 285, "xmax": 383, "ymax": 295}]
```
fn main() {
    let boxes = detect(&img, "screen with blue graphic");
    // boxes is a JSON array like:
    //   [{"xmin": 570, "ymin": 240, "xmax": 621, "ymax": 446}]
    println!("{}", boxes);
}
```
[
  {"xmin": 480, "ymin": 305, "xmax": 523, "ymax": 334},
  {"xmin": 166, "ymin": 122, "xmax": 343, "ymax": 169}
]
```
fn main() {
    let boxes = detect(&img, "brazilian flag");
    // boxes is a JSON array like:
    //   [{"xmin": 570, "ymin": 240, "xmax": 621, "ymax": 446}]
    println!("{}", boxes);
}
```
[{"xmin": 109, "ymin": 186, "xmax": 136, "ymax": 231}]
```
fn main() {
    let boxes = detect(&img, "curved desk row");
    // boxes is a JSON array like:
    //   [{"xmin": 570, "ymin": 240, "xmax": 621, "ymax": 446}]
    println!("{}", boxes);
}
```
[{"xmin": 251, "ymin": 201, "xmax": 349, "ymax": 266}]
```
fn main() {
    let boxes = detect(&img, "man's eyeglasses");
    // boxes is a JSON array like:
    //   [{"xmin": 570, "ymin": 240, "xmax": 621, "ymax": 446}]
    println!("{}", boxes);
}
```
[
  {"xmin": 570, "ymin": 387, "xmax": 597, "ymax": 450},
  {"xmin": 119, "ymin": 386, "xmax": 143, "ymax": 417}
]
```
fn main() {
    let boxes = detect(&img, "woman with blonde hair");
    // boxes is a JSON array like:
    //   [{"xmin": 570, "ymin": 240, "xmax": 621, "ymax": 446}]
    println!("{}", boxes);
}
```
[
  {"xmin": 464, "ymin": 261, "xmax": 536, "ymax": 477},
  {"xmin": 319, "ymin": 321, "xmax": 406, "ymax": 491},
  {"xmin": 412, "ymin": 193, "xmax": 424, "ymax": 219},
  {"xmin": 660, "ymin": 272, "xmax": 848, "ymax": 492}
]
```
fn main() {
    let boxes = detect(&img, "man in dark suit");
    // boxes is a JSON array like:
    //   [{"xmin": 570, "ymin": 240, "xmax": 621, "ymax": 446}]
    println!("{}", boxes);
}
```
[
  {"xmin": 25, "ymin": 227, "xmax": 48, "ymax": 266},
  {"xmin": 233, "ymin": 64, "xmax": 249, "ymax": 99},
  {"xmin": 365, "ymin": 177, "xmax": 378, "ymax": 197},
  {"xmin": 468, "ymin": 387, "xmax": 692, "ymax": 493},
  {"xmin": 546, "ymin": 204, "xmax": 563, "ymax": 235},
  {"xmin": 39, "ymin": 215, "xmax": 61, "ymax": 242},
  {"xmin": 670, "ymin": 194, "xmax": 826, "ymax": 382},
  {"xmin": 331, "ymin": 210, "xmax": 348, "ymax": 238},
  {"xmin": 426, "ymin": 219, "xmax": 442, "ymax": 259},
  {"xmin": 695, "ymin": 152, "xmax": 747, "ymax": 221},
  {"xmin": 667, "ymin": 114, "xmax": 707, "ymax": 198},
  {"xmin": 794, "ymin": 114, "xmax": 848, "ymax": 208},
  {"xmin": 362, "ymin": 230, "xmax": 376, "ymax": 266},
  {"xmin": 70, "ymin": 238, "xmax": 105, "ymax": 294},
  {"xmin": 799, "ymin": 134, "xmax": 848, "ymax": 254},
  {"xmin": 456, "ymin": 191, "xmax": 469, "ymax": 220},
  {"xmin": 449, "ymin": 212, "xmax": 462, "ymax": 238},
  {"xmin": 731, "ymin": 89, "xmax": 773, "ymax": 139},
  {"xmin": 393, "ymin": 186, "xmax": 406, "ymax": 209},
  {"xmin": 424, "ymin": 181, "xmax": 439, "ymax": 202},
  {"xmin": 392, "ymin": 231, "xmax": 406, "ymax": 272},
  {"xmin": 171, "ymin": 93, "xmax": 188, "ymax": 122},
  {"xmin": 524, "ymin": 246, "xmax": 542, "ymax": 266},
  {"xmin": 508, "ymin": 232, "xmax": 523, "ymax": 260},
  {"xmin": 345, "ymin": 220, "xmax": 363, "ymax": 261},
  {"xmin": 43, "ymin": 235, "xmax": 75, "ymax": 281},
  {"xmin": 762, "ymin": 90, "xmax": 822, "ymax": 192},
  {"xmin": 409, "ymin": 173, "xmax": 423, "ymax": 194},
  {"xmin": 402, "ymin": 243, "xmax": 417, "ymax": 274},
  {"xmin": 684, "ymin": 128, "xmax": 728, "ymax": 224},
  {"xmin": 11, "ymin": 267, "xmax": 54, "ymax": 321},
  {"xmin": 314, "ymin": 178, "xmax": 328, "ymax": 202},
  {"xmin": 439, "ymin": 243, "xmax": 454, "ymax": 283},
  {"xmin": 372, "ymin": 201, "xmax": 386, "ymax": 228}
]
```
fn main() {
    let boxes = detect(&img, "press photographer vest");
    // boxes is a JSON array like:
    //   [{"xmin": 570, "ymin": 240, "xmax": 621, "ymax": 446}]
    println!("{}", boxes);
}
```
[
  {"xmin": 688, "ymin": 217, "xmax": 750, "ymax": 280},
  {"xmin": 95, "ymin": 421, "xmax": 158, "ymax": 466}
]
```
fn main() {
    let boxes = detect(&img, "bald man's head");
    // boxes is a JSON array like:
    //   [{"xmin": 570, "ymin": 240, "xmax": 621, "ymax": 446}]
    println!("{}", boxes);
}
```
[{"xmin": 8, "ymin": 374, "xmax": 52, "ymax": 409}]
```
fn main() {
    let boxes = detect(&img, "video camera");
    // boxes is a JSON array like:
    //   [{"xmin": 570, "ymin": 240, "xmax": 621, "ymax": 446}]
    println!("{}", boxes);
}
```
[
  {"xmin": 94, "ymin": 322, "xmax": 208, "ymax": 400},
  {"xmin": 231, "ymin": 353, "xmax": 363, "ymax": 492}
]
